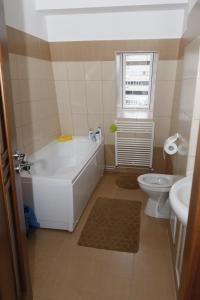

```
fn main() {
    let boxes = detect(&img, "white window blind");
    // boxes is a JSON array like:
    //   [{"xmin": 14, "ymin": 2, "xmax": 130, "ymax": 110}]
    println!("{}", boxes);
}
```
[{"xmin": 122, "ymin": 52, "xmax": 154, "ymax": 110}]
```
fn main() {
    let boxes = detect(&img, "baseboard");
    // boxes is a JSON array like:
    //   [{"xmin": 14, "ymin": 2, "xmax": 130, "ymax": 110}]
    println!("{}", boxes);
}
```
[{"xmin": 105, "ymin": 165, "xmax": 116, "ymax": 171}]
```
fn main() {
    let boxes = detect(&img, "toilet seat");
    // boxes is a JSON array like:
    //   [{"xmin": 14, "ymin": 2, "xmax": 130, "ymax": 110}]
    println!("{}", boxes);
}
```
[{"xmin": 137, "ymin": 173, "xmax": 173, "ymax": 191}]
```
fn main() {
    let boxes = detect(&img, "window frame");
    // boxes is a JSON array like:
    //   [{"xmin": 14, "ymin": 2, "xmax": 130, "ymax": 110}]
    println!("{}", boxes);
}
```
[{"xmin": 116, "ymin": 51, "xmax": 158, "ymax": 112}]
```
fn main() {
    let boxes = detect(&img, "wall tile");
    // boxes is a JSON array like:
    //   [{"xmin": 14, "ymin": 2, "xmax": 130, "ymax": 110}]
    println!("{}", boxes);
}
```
[
  {"xmin": 193, "ymin": 77, "xmax": 200, "ymax": 119},
  {"xmin": 55, "ymin": 81, "xmax": 69, "ymax": 102},
  {"xmin": 154, "ymin": 117, "xmax": 171, "ymax": 146},
  {"xmin": 170, "ymin": 39, "xmax": 200, "ymax": 175},
  {"xmin": 59, "ymin": 113, "xmax": 73, "ymax": 135},
  {"xmin": 21, "ymin": 124, "xmax": 34, "ymax": 148},
  {"xmin": 157, "ymin": 60, "xmax": 177, "ymax": 81},
  {"xmin": 154, "ymin": 81, "xmax": 175, "ymax": 117},
  {"xmin": 102, "ymin": 81, "xmax": 116, "ymax": 114},
  {"xmin": 87, "ymin": 114, "xmax": 104, "ymax": 131},
  {"xmin": 28, "ymin": 79, "xmax": 42, "ymax": 101},
  {"xmin": 72, "ymin": 113, "xmax": 88, "ymax": 135},
  {"xmin": 186, "ymin": 156, "xmax": 195, "ymax": 175},
  {"xmin": 50, "ymin": 60, "xmax": 177, "ymax": 148},
  {"xmin": 17, "ymin": 55, "xmax": 28, "ymax": 79},
  {"xmin": 9, "ymin": 54, "xmax": 60, "ymax": 154},
  {"xmin": 179, "ymin": 78, "xmax": 196, "ymax": 119},
  {"xmin": 55, "ymin": 81, "xmax": 71, "ymax": 115},
  {"xmin": 26, "ymin": 57, "xmax": 41, "ymax": 79},
  {"xmin": 52, "ymin": 61, "xmax": 68, "ymax": 80},
  {"xmin": 188, "ymin": 119, "xmax": 199, "ymax": 156},
  {"xmin": 84, "ymin": 62, "xmax": 101, "ymax": 80},
  {"xmin": 103, "ymin": 114, "xmax": 116, "ymax": 144},
  {"xmin": 86, "ymin": 81, "xmax": 103, "ymax": 114},
  {"xmin": 16, "ymin": 127, "xmax": 24, "ymax": 150},
  {"xmin": 14, "ymin": 102, "xmax": 33, "ymax": 127},
  {"xmin": 175, "ymin": 59, "xmax": 183, "ymax": 81},
  {"xmin": 69, "ymin": 81, "xmax": 87, "ymax": 114},
  {"xmin": 43, "ymin": 81, "xmax": 57, "ymax": 100},
  {"xmin": 49, "ymin": 39, "xmax": 180, "ymax": 61},
  {"xmin": 67, "ymin": 62, "xmax": 85, "ymax": 80},
  {"xmin": 9, "ymin": 54, "xmax": 19, "ymax": 79},
  {"xmin": 11, "ymin": 79, "xmax": 29, "ymax": 103},
  {"xmin": 101, "ymin": 61, "xmax": 116, "ymax": 81},
  {"xmin": 40, "ymin": 60, "xmax": 54, "ymax": 80},
  {"xmin": 182, "ymin": 38, "xmax": 200, "ymax": 79}
]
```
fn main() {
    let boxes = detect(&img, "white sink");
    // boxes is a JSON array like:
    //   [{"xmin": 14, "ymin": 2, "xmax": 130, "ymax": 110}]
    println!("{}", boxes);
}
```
[{"xmin": 169, "ymin": 176, "xmax": 192, "ymax": 226}]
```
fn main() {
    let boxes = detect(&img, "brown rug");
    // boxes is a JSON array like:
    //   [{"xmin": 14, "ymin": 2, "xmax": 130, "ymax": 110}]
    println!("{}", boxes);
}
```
[
  {"xmin": 116, "ymin": 174, "xmax": 139, "ymax": 189},
  {"xmin": 78, "ymin": 197, "xmax": 142, "ymax": 253}
]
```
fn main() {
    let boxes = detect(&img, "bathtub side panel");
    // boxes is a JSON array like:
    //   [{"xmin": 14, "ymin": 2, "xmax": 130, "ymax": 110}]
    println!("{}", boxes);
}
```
[
  {"xmin": 22, "ymin": 178, "xmax": 74, "ymax": 231},
  {"xmin": 73, "ymin": 145, "xmax": 105, "ymax": 227}
]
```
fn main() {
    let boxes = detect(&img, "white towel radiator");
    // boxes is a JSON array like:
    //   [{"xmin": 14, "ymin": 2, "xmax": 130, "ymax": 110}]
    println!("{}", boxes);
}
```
[{"xmin": 115, "ymin": 120, "xmax": 154, "ymax": 168}]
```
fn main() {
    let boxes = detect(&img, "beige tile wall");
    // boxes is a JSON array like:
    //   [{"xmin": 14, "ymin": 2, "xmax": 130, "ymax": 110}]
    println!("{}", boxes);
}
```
[
  {"xmin": 53, "ymin": 61, "xmax": 116, "ymax": 145},
  {"xmin": 154, "ymin": 60, "xmax": 177, "ymax": 146},
  {"xmin": 6, "ymin": 26, "xmax": 180, "ymax": 163},
  {"xmin": 9, "ymin": 54, "xmax": 60, "ymax": 154},
  {"xmin": 53, "ymin": 59, "xmax": 177, "ymax": 151},
  {"xmin": 170, "ymin": 37, "xmax": 200, "ymax": 175},
  {"xmin": 50, "ymin": 39, "xmax": 181, "ymax": 61},
  {"xmin": 186, "ymin": 39, "xmax": 200, "ymax": 174},
  {"xmin": 9, "ymin": 52, "xmax": 178, "ymax": 164},
  {"xmin": 7, "ymin": 26, "xmax": 51, "ymax": 60}
]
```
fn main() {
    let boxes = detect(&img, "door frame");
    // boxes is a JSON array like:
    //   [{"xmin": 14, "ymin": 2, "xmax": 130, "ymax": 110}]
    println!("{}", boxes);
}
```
[
  {"xmin": 0, "ymin": 0, "xmax": 32, "ymax": 296},
  {"xmin": 178, "ymin": 127, "xmax": 200, "ymax": 300},
  {"xmin": 0, "ymin": 46, "xmax": 32, "ymax": 300}
]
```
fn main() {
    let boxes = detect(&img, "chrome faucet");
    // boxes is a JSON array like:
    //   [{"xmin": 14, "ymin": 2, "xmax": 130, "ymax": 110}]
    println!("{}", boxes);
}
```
[{"xmin": 13, "ymin": 151, "xmax": 34, "ymax": 174}]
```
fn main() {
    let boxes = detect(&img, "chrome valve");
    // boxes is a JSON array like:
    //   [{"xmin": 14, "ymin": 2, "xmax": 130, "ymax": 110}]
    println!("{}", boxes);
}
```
[
  {"xmin": 13, "ymin": 151, "xmax": 34, "ymax": 174},
  {"xmin": 13, "ymin": 152, "xmax": 26, "ymax": 161}
]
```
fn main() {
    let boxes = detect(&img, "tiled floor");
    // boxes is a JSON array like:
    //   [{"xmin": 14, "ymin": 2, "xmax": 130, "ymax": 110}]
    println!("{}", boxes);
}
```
[{"xmin": 28, "ymin": 173, "xmax": 177, "ymax": 300}]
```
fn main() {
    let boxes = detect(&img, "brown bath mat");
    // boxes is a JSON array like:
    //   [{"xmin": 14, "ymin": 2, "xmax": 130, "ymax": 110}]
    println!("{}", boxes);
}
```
[
  {"xmin": 116, "ymin": 174, "xmax": 139, "ymax": 189},
  {"xmin": 78, "ymin": 197, "xmax": 142, "ymax": 253}
]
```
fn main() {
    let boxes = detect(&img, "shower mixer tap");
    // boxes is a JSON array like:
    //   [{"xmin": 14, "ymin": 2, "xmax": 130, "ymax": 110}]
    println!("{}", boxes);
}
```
[
  {"xmin": 13, "ymin": 151, "xmax": 34, "ymax": 174},
  {"xmin": 13, "ymin": 151, "xmax": 26, "ymax": 161}
]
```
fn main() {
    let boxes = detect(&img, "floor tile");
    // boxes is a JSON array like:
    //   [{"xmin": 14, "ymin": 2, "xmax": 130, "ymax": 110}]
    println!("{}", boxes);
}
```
[{"xmin": 28, "ymin": 173, "xmax": 177, "ymax": 300}]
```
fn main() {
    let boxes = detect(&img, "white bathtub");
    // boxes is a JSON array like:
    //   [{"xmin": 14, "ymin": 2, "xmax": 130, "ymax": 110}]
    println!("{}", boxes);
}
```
[{"xmin": 21, "ymin": 136, "xmax": 104, "ymax": 231}]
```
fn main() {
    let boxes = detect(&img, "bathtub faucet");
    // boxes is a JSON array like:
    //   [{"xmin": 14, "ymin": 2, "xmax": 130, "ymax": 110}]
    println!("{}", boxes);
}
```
[
  {"xmin": 20, "ymin": 160, "xmax": 34, "ymax": 173},
  {"xmin": 88, "ymin": 130, "xmax": 97, "ymax": 142},
  {"xmin": 88, "ymin": 127, "xmax": 102, "ymax": 142},
  {"xmin": 13, "ymin": 151, "xmax": 34, "ymax": 174}
]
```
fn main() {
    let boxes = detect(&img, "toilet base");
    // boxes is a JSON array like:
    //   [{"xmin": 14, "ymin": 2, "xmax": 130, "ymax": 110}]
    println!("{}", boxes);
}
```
[{"xmin": 144, "ymin": 197, "xmax": 170, "ymax": 219}]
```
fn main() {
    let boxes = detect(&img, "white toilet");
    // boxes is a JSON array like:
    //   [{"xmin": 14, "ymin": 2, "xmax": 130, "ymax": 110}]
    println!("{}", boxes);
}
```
[{"xmin": 137, "ymin": 173, "xmax": 175, "ymax": 219}]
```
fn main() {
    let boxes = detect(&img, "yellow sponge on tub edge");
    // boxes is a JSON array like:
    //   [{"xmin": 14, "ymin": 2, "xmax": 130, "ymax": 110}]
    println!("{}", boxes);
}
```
[{"xmin": 57, "ymin": 135, "xmax": 73, "ymax": 142}]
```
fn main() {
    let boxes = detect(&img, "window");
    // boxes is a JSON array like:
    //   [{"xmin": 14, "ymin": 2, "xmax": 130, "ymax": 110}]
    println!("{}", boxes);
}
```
[{"xmin": 120, "ymin": 52, "xmax": 156, "ymax": 110}]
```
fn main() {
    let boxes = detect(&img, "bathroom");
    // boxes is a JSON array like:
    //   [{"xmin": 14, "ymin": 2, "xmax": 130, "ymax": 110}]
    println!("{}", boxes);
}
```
[{"xmin": 0, "ymin": 0, "xmax": 200, "ymax": 299}]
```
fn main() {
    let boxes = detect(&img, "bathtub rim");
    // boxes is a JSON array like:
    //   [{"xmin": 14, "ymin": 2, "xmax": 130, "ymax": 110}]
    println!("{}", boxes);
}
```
[{"xmin": 20, "ymin": 136, "xmax": 104, "ymax": 183}]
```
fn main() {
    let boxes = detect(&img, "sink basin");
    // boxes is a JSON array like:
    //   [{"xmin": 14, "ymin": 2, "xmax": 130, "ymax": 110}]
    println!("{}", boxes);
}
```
[{"xmin": 169, "ymin": 176, "xmax": 192, "ymax": 226}]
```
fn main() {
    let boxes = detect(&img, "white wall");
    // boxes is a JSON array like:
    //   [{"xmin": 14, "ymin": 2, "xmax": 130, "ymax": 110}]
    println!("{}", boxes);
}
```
[
  {"xmin": 3, "ymin": 0, "xmax": 185, "ymax": 42},
  {"xmin": 46, "ymin": 10, "xmax": 184, "ymax": 42},
  {"xmin": 3, "ymin": 0, "xmax": 48, "ymax": 40}
]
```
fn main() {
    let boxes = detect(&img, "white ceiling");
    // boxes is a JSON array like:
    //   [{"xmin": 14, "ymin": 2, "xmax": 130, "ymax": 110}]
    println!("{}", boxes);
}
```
[
  {"xmin": 3, "ymin": 0, "xmax": 196, "ymax": 41},
  {"xmin": 41, "ymin": 0, "xmax": 187, "ymax": 41},
  {"xmin": 35, "ymin": 0, "xmax": 188, "ymax": 13}
]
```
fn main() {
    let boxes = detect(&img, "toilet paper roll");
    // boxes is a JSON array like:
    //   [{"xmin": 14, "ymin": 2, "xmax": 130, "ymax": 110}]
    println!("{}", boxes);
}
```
[
  {"xmin": 164, "ymin": 133, "xmax": 179, "ymax": 145},
  {"xmin": 164, "ymin": 142, "xmax": 178, "ymax": 155}
]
